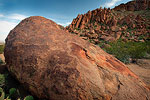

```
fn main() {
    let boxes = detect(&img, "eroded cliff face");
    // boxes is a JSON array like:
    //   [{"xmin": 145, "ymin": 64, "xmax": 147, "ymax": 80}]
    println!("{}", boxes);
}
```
[
  {"xmin": 68, "ymin": 8, "xmax": 112, "ymax": 30},
  {"xmin": 113, "ymin": 0, "xmax": 150, "ymax": 11},
  {"xmin": 66, "ymin": 0, "xmax": 150, "ymax": 44}
]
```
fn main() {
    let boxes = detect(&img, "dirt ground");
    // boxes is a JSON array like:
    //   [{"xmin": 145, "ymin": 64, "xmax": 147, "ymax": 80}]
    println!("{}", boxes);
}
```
[{"xmin": 127, "ymin": 59, "xmax": 150, "ymax": 86}]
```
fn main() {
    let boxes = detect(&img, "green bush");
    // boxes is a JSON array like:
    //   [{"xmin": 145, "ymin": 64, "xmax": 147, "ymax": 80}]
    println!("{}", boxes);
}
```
[
  {"xmin": 127, "ymin": 42, "xmax": 147, "ymax": 59},
  {"xmin": 9, "ymin": 88, "xmax": 16, "ymax": 96},
  {"xmin": 0, "ymin": 88, "xmax": 5, "ymax": 100},
  {"xmin": 0, "ymin": 45, "xmax": 4, "ymax": 54},
  {"xmin": 0, "ymin": 88, "xmax": 34, "ymax": 100},
  {"xmin": 0, "ymin": 74, "xmax": 5, "ymax": 87},
  {"xmin": 0, "ymin": 58, "xmax": 4, "ymax": 64},
  {"xmin": 105, "ymin": 40, "xmax": 131, "ymax": 63},
  {"xmin": 24, "ymin": 96, "xmax": 34, "ymax": 100},
  {"xmin": 104, "ymin": 40, "xmax": 150, "ymax": 63}
]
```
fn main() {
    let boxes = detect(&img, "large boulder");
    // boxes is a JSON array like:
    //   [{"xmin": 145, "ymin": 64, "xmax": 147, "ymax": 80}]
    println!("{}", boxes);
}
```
[{"xmin": 4, "ymin": 16, "xmax": 150, "ymax": 100}]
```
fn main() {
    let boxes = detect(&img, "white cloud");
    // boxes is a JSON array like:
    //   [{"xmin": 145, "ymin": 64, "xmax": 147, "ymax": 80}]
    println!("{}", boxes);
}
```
[
  {"xmin": 0, "ymin": 34, "xmax": 8, "ymax": 42},
  {"xmin": 48, "ymin": 17, "xmax": 71, "ymax": 27},
  {"xmin": 0, "ymin": 13, "xmax": 28, "ymax": 20},
  {"xmin": 48, "ymin": 17, "xmax": 56, "ymax": 22},
  {"xmin": 0, "ymin": 20, "xmax": 18, "ymax": 42},
  {"xmin": 0, "ymin": 14, "xmax": 4, "ymax": 17},
  {"xmin": 0, "ymin": 13, "xmax": 28, "ymax": 42},
  {"xmin": 57, "ymin": 22, "xmax": 71, "ymax": 27},
  {"xmin": 105, "ymin": 0, "xmax": 122, "ymax": 8},
  {"xmin": 7, "ymin": 14, "xmax": 28, "ymax": 20},
  {"xmin": 0, "ymin": 20, "xmax": 17, "ymax": 33}
]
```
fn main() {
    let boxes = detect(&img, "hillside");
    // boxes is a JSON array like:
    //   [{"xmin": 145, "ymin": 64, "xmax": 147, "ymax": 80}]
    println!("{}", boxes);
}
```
[
  {"xmin": 113, "ymin": 0, "xmax": 150, "ymax": 11},
  {"xmin": 66, "ymin": 3, "xmax": 150, "ymax": 43},
  {"xmin": 66, "ymin": 0, "xmax": 150, "ymax": 63}
]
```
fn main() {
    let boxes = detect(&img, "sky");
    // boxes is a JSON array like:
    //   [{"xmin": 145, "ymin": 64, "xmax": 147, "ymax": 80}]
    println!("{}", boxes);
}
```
[{"xmin": 0, "ymin": 0, "xmax": 131, "ymax": 42}]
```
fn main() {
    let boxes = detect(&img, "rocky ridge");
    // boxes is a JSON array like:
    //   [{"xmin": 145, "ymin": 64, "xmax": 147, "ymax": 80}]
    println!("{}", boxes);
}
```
[
  {"xmin": 66, "ymin": 0, "xmax": 150, "ymax": 44},
  {"xmin": 113, "ymin": 0, "xmax": 150, "ymax": 11}
]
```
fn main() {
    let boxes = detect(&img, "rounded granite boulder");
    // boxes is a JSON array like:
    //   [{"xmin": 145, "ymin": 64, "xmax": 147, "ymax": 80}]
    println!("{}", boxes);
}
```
[{"xmin": 4, "ymin": 16, "xmax": 150, "ymax": 100}]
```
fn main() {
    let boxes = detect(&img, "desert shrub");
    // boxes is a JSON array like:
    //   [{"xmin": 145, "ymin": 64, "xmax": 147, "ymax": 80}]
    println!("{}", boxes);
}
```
[
  {"xmin": 0, "ymin": 58, "xmax": 3, "ymax": 64},
  {"xmin": 24, "ymin": 96, "xmax": 34, "ymax": 100},
  {"xmin": 127, "ymin": 42, "xmax": 147, "ymax": 59},
  {"xmin": 0, "ymin": 74, "xmax": 5, "ymax": 88},
  {"xmin": 9, "ymin": 88, "xmax": 16, "ymax": 96},
  {"xmin": 9, "ymin": 88, "xmax": 17, "ymax": 99},
  {"xmin": 0, "ymin": 45, "xmax": 4, "ymax": 54},
  {"xmin": 104, "ymin": 40, "xmax": 150, "ymax": 63},
  {"xmin": 105, "ymin": 40, "xmax": 131, "ymax": 63},
  {"xmin": 0, "ymin": 87, "xmax": 34, "ymax": 100},
  {"xmin": 0, "ymin": 88, "xmax": 5, "ymax": 100}
]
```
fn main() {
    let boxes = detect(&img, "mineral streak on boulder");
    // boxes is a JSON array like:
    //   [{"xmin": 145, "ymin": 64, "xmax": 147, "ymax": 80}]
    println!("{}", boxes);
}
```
[{"xmin": 4, "ymin": 16, "xmax": 150, "ymax": 100}]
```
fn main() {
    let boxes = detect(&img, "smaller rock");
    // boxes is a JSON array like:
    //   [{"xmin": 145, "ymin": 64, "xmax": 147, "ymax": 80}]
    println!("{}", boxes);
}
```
[
  {"xmin": 101, "ymin": 26, "xmax": 106, "ymax": 30},
  {"xmin": 111, "ymin": 26, "xmax": 120, "ymax": 32},
  {"xmin": 115, "ymin": 32, "xmax": 122, "ymax": 40},
  {"xmin": 0, "ymin": 54, "xmax": 5, "ymax": 63},
  {"xmin": 122, "ymin": 26, "xmax": 128, "ymax": 31}
]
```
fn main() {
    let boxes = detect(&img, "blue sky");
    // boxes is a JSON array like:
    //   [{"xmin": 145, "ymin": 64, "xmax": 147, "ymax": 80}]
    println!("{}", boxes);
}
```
[{"xmin": 0, "ymin": 0, "xmax": 131, "ymax": 42}]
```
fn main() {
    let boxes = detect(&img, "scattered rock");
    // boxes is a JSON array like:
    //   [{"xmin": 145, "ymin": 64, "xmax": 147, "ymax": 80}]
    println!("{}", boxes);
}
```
[{"xmin": 66, "ymin": 1, "xmax": 150, "ymax": 44}]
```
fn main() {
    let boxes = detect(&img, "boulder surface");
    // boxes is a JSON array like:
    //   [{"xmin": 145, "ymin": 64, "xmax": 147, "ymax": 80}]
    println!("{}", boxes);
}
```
[{"xmin": 4, "ymin": 16, "xmax": 150, "ymax": 100}]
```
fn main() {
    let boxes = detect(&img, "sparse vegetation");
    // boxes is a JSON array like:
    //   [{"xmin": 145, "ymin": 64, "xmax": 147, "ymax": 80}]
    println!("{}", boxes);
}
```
[
  {"xmin": 0, "ymin": 87, "xmax": 34, "ymax": 100},
  {"xmin": 0, "ymin": 69, "xmax": 35, "ymax": 100},
  {"xmin": 0, "ymin": 45, "xmax": 4, "ymax": 54},
  {"xmin": 0, "ymin": 74, "xmax": 5, "ymax": 87},
  {"xmin": 0, "ymin": 58, "xmax": 4, "ymax": 64},
  {"xmin": 99, "ymin": 40, "xmax": 150, "ymax": 63},
  {"xmin": 24, "ymin": 96, "xmax": 34, "ymax": 100}
]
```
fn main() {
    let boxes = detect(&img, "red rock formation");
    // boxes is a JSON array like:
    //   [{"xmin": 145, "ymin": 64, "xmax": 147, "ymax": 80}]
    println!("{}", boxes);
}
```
[
  {"xmin": 66, "ymin": 0, "xmax": 150, "ymax": 43},
  {"xmin": 4, "ymin": 16, "xmax": 150, "ymax": 100},
  {"xmin": 136, "ymin": 0, "xmax": 147, "ymax": 10},
  {"xmin": 114, "ymin": 0, "xmax": 150, "ymax": 11},
  {"xmin": 113, "ymin": 1, "xmax": 136, "ymax": 11},
  {"xmin": 68, "ymin": 8, "xmax": 112, "ymax": 30}
]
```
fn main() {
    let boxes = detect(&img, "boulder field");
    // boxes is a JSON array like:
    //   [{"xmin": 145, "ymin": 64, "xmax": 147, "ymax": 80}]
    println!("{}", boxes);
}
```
[
  {"xmin": 66, "ymin": 0, "xmax": 150, "ymax": 44},
  {"xmin": 4, "ymin": 16, "xmax": 150, "ymax": 100}
]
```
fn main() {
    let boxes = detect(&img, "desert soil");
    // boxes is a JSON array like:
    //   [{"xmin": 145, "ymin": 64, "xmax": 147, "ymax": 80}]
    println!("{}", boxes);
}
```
[{"xmin": 127, "ymin": 59, "xmax": 150, "ymax": 86}]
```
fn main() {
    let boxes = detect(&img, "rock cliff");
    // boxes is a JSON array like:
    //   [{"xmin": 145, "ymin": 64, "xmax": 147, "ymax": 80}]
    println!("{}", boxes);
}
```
[{"xmin": 66, "ymin": 0, "xmax": 150, "ymax": 44}]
